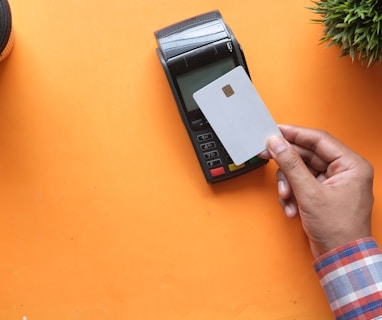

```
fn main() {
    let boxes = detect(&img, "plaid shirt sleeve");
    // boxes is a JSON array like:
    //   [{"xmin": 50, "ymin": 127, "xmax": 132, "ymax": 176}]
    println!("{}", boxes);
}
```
[{"xmin": 314, "ymin": 237, "xmax": 382, "ymax": 320}]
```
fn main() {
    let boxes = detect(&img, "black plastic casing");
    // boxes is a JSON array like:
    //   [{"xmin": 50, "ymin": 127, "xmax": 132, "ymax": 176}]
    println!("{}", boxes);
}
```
[{"xmin": 155, "ymin": 10, "xmax": 268, "ymax": 183}]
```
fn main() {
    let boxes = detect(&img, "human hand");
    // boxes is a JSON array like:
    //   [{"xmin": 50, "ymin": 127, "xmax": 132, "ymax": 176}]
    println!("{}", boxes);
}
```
[{"xmin": 259, "ymin": 125, "xmax": 374, "ymax": 258}]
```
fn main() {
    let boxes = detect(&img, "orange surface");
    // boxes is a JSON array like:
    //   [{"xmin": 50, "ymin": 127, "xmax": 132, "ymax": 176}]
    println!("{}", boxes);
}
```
[{"xmin": 1, "ymin": 0, "xmax": 382, "ymax": 319}]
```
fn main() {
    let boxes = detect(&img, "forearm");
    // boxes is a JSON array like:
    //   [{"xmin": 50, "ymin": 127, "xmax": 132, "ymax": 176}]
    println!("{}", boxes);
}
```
[{"xmin": 314, "ymin": 237, "xmax": 382, "ymax": 320}]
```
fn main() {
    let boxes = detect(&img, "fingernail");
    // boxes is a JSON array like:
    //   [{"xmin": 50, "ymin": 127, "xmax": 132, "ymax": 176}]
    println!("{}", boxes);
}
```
[
  {"xmin": 278, "ymin": 180, "xmax": 286, "ymax": 195},
  {"xmin": 284, "ymin": 204, "xmax": 296, "ymax": 218},
  {"xmin": 268, "ymin": 136, "xmax": 287, "ymax": 155}
]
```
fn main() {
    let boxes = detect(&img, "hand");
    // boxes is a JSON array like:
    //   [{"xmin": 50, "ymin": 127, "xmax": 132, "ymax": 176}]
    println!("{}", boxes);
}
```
[{"xmin": 259, "ymin": 125, "xmax": 374, "ymax": 258}]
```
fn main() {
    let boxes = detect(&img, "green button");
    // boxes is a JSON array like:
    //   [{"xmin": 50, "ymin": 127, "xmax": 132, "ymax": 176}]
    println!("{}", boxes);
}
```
[{"xmin": 248, "ymin": 157, "xmax": 261, "ymax": 164}]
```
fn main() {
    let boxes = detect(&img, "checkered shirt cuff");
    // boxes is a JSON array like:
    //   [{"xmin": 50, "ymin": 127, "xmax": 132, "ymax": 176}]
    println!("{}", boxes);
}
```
[{"xmin": 314, "ymin": 237, "xmax": 382, "ymax": 320}]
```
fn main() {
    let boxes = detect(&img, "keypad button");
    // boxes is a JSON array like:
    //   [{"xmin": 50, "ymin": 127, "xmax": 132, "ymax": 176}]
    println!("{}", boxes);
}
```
[
  {"xmin": 197, "ymin": 133, "xmax": 213, "ymax": 142},
  {"xmin": 207, "ymin": 159, "xmax": 222, "ymax": 168},
  {"xmin": 210, "ymin": 167, "xmax": 225, "ymax": 177},
  {"xmin": 191, "ymin": 118, "xmax": 208, "ymax": 130},
  {"xmin": 248, "ymin": 156, "xmax": 261, "ymax": 164},
  {"xmin": 228, "ymin": 163, "xmax": 245, "ymax": 172},
  {"xmin": 200, "ymin": 141, "xmax": 216, "ymax": 151},
  {"xmin": 203, "ymin": 150, "xmax": 219, "ymax": 160}
]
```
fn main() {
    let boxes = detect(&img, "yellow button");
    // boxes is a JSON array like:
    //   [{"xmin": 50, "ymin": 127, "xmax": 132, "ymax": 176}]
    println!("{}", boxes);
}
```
[{"xmin": 228, "ymin": 163, "xmax": 245, "ymax": 172}]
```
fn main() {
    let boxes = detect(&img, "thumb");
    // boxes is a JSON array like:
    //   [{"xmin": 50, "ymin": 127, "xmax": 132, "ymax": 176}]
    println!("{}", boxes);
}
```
[{"xmin": 267, "ymin": 135, "xmax": 317, "ymax": 197}]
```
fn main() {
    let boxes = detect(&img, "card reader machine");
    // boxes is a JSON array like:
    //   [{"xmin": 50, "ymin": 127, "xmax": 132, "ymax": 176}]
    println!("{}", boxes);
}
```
[{"xmin": 154, "ymin": 10, "xmax": 268, "ymax": 183}]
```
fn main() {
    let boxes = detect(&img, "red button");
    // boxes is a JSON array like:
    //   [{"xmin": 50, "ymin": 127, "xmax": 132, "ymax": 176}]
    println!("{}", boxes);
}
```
[{"xmin": 210, "ymin": 167, "xmax": 225, "ymax": 177}]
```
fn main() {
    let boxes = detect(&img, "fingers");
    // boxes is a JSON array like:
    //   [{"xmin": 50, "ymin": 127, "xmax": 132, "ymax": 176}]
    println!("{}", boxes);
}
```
[
  {"xmin": 278, "ymin": 125, "xmax": 348, "ymax": 164},
  {"xmin": 262, "ymin": 143, "xmax": 331, "ymax": 173},
  {"xmin": 259, "ymin": 126, "xmax": 335, "ymax": 173},
  {"xmin": 279, "ymin": 196, "xmax": 299, "ymax": 218},
  {"xmin": 276, "ymin": 170, "xmax": 299, "ymax": 218},
  {"xmin": 267, "ymin": 135, "xmax": 318, "ymax": 198},
  {"xmin": 276, "ymin": 170, "xmax": 292, "ymax": 199},
  {"xmin": 293, "ymin": 144, "xmax": 329, "ymax": 173}
]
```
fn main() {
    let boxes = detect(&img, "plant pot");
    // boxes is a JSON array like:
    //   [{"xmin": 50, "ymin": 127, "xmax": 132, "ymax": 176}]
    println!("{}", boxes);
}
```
[{"xmin": 0, "ymin": 0, "xmax": 14, "ymax": 62}]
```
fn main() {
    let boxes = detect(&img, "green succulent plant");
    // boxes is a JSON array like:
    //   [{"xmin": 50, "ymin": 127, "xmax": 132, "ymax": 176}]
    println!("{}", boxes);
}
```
[{"xmin": 308, "ymin": 0, "xmax": 382, "ymax": 67}]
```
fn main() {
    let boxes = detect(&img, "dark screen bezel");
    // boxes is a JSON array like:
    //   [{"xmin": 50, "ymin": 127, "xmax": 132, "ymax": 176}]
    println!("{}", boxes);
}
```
[{"xmin": 167, "ymin": 40, "xmax": 242, "ymax": 120}]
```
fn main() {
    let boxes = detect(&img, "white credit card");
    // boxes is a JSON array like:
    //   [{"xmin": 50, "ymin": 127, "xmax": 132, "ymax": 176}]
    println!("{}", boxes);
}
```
[{"xmin": 193, "ymin": 66, "xmax": 281, "ymax": 165}]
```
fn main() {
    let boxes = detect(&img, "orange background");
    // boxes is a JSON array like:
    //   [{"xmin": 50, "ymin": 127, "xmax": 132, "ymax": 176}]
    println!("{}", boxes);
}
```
[{"xmin": 1, "ymin": 0, "xmax": 382, "ymax": 319}]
